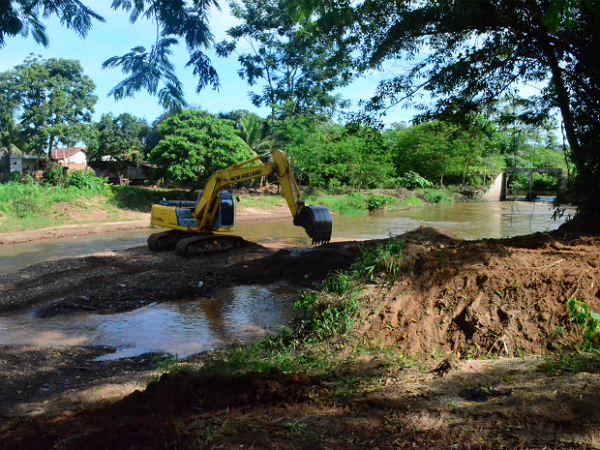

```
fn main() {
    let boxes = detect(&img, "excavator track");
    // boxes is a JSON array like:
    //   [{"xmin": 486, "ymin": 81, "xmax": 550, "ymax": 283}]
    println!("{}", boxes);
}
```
[
  {"xmin": 147, "ymin": 230, "xmax": 191, "ymax": 251},
  {"xmin": 175, "ymin": 234, "xmax": 244, "ymax": 257}
]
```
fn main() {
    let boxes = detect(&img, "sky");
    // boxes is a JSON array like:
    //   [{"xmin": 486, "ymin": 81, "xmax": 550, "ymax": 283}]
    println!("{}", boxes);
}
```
[{"xmin": 0, "ymin": 1, "xmax": 419, "ymax": 127}]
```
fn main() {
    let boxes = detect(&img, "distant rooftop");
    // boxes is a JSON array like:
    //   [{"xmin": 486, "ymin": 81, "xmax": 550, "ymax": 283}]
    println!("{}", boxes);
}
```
[{"xmin": 51, "ymin": 148, "xmax": 86, "ymax": 159}]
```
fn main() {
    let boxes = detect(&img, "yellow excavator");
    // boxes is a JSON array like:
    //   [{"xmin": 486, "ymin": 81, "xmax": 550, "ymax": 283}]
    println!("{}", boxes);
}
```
[{"xmin": 147, "ymin": 150, "xmax": 332, "ymax": 256}]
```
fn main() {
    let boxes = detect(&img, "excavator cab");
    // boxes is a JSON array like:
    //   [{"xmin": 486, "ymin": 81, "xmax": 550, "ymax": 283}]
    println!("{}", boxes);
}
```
[
  {"xmin": 147, "ymin": 150, "xmax": 332, "ymax": 255},
  {"xmin": 212, "ymin": 192, "xmax": 235, "ymax": 230}
]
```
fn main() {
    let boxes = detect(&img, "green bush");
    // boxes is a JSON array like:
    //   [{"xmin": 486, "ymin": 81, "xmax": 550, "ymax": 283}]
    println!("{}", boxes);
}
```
[
  {"xmin": 366, "ymin": 194, "xmax": 394, "ymax": 211},
  {"xmin": 395, "ymin": 171, "xmax": 433, "ymax": 189},
  {"xmin": 8, "ymin": 172, "xmax": 21, "ymax": 183},
  {"xmin": 44, "ymin": 164, "xmax": 67, "ymax": 185},
  {"xmin": 67, "ymin": 170, "xmax": 108, "ymax": 191},
  {"xmin": 532, "ymin": 173, "xmax": 558, "ymax": 191},
  {"xmin": 421, "ymin": 188, "xmax": 451, "ymax": 204},
  {"xmin": 567, "ymin": 298, "xmax": 600, "ymax": 350}
]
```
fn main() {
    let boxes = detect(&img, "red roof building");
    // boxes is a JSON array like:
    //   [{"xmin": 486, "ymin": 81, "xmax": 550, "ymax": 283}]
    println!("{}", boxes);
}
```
[{"xmin": 50, "ymin": 148, "xmax": 88, "ymax": 170}]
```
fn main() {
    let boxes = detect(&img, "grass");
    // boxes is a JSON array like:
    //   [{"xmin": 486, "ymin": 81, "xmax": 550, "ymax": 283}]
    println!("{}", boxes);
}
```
[
  {"xmin": 173, "ymin": 237, "xmax": 410, "ymax": 381},
  {"xmin": 0, "ymin": 178, "xmax": 453, "ymax": 233},
  {"xmin": 0, "ymin": 181, "xmax": 190, "ymax": 232}
]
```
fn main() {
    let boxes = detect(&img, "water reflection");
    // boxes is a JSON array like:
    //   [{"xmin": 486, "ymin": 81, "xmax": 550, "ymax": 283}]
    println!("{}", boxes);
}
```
[{"xmin": 0, "ymin": 285, "xmax": 296, "ymax": 360}]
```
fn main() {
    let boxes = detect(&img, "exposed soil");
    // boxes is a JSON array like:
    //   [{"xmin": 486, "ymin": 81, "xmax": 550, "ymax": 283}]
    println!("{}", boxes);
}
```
[
  {"xmin": 359, "ymin": 228, "xmax": 600, "ymax": 357},
  {"xmin": 1, "ymin": 227, "xmax": 600, "ymax": 449}
]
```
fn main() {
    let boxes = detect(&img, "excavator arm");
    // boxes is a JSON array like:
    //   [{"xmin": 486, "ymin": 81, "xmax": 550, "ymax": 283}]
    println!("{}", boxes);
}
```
[
  {"xmin": 148, "ymin": 150, "xmax": 332, "ymax": 254},
  {"xmin": 192, "ymin": 150, "xmax": 331, "ymax": 244}
]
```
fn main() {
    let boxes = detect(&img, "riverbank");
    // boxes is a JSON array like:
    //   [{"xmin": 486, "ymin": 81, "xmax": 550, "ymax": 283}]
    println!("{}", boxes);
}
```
[
  {"xmin": 0, "ymin": 202, "xmax": 303, "ymax": 245},
  {"xmin": 1, "ymin": 227, "xmax": 600, "ymax": 449},
  {"xmin": 0, "ymin": 182, "xmax": 475, "ymax": 238}
]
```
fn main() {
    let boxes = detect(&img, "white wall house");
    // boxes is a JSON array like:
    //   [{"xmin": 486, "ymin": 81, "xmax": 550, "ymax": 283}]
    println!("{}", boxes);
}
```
[{"xmin": 51, "ymin": 148, "xmax": 88, "ymax": 170}]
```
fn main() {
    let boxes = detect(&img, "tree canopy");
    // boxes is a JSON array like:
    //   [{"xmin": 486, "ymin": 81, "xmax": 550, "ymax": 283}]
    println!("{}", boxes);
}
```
[
  {"xmin": 148, "ymin": 110, "xmax": 253, "ymax": 186},
  {"xmin": 308, "ymin": 0, "xmax": 600, "ymax": 223},
  {"xmin": 215, "ymin": 0, "xmax": 354, "ymax": 121},
  {"xmin": 1, "ymin": 0, "xmax": 220, "ymax": 110},
  {"xmin": 0, "ymin": 55, "xmax": 97, "ymax": 155},
  {"xmin": 86, "ymin": 113, "xmax": 150, "ymax": 180}
]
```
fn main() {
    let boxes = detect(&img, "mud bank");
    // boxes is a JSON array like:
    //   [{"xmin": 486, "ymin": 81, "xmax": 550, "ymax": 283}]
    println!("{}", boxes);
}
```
[
  {"xmin": 0, "ymin": 203, "xmax": 294, "ymax": 246},
  {"xmin": 2, "ymin": 228, "xmax": 600, "ymax": 449}
]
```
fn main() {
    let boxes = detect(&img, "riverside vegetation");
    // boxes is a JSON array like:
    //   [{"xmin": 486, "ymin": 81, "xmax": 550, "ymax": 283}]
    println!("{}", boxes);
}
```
[{"xmin": 0, "ymin": 168, "xmax": 463, "ymax": 233}]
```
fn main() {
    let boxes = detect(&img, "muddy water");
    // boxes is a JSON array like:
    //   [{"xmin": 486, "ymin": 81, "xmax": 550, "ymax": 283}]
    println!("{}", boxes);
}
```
[
  {"xmin": 0, "ymin": 200, "xmax": 570, "ymax": 359},
  {"xmin": 0, "ymin": 285, "xmax": 296, "ymax": 360},
  {"xmin": 0, "ymin": 200, "xmax": 568, "ymax": 275}
]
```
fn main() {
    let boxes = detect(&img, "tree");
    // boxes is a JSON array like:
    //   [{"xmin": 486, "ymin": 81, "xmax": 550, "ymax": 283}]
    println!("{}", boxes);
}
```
[
  {"xmin": 1, "ymin": 55, "xmax": 97, "ymax": 156},
  {"xmin": 0, "ymin": 69, "xmax": 24, "ymax": 164},
  {"xmin": 282, "ymin": 120, "xmax": 392, "ymax": 190},
  {"xmin": 239, "ymin": 113, "xmax": 272, "ymax": 155},
  {"xmin": 215, "ymin": 0, "xmax": 354, "ymax": 123},
  {"xmin": 148, "ymin": 110, "xmax": 254, "ymax": 186},
  {"xmin": 1, "ymin": 1, "xmax": 220, "ymax": 110},
  {"xmin": 86, "ymin": 113, "xmax": 150, "ymax": 185},
  {"xmin": 309, "ymin": 0, "xmax": 600, "ymax": 225}
]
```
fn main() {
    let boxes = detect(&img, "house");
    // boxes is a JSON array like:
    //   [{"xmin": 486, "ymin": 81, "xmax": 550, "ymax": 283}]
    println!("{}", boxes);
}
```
[
  {"xmin": 93, "ymin": 157, "xmax": 154, "ymax": 185},
  {"xmin": 0, "ymin": 152, "xmax": 45, "ymax": 181},
  {"xmin": 51, "ymin": 147, "xmax": 88, "ymax": 170}
]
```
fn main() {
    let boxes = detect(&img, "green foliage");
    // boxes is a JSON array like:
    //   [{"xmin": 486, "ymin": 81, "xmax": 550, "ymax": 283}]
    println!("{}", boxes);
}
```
[
  {"xmin": 86, "ymin": 113, "xmax": 149, "ymax": 177},
  {"xmin": 394, "ymin": 171, "xmax": 433, "ymax": 189},
  {"xmin": 1, "ymin": 55, "xmax": 97, "ymax": 154},
  {"xmin": 323, "ymin": 271, "xmax": 352, "ymax": 294},
  {"xmin": 280, "ymin": 121, "xmax": 393, "ymax": 190},
  {"xmin": 293, "ymin": 288, "xmax": 360, "ymax": 341},
  {"xmin": 366, "ymin": 194, "xmax": 394, "ymax": 211},
  {"xmin": 532, "ymin": 173, "xmax": 558, "ymax": 191},
  {"xmin": 314, "ymin": 0, "xmax": 600, "ymax": 219},
  {"xmin": 216, "ymin": 0, "xmax": 353, "ymax": 119},
  {"xmin": 352, "ymin": 238, "xmax": 404, "ymax": 281},
  {"xmin": 148, "ymin": 110, "xmax": 254, "ymax": 186},
  {"xmin": 420, "ymin": 188, "xmax": 451, "ymax": 204},
  {"xmin": 44, "ymin": 164, "xmax": 66, "ymax": 186},
  {"xmin": 66, "ymin": 170, "xmax": 108, "ymax": 191},
  {"xmin": 567, "ymin": 298, "xmax": 600, "ymax": 350},
  {"xmin": 8, "ymin": 171, "xmax": 20, "ymax": 183}
]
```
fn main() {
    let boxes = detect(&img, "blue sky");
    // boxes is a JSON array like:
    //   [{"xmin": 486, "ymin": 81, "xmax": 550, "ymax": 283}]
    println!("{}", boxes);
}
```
[{"xmin": 0, "ymin": 1, "xmax": 419, "ymax": 127}]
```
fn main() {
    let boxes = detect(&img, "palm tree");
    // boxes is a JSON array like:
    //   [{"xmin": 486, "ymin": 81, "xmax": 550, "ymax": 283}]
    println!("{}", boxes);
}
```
[
  {"xmin": 239, "ymin": 114, "xmax": 273, "ymax": 187},
  {"xmin": 240, "ymin": 114, "xmax": 272, "ymax": 155}
]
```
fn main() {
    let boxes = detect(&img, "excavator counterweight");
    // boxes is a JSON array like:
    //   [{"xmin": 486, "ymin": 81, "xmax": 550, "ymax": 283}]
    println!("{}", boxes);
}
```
[{"xmin": 147, "ymin": 150, "xmax": 332, "ymax": 255}]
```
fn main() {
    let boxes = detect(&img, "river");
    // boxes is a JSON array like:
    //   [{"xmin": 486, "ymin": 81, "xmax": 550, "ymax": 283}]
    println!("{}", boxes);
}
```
[
  {"xmin": 0, "ymin": 200, "xmax": 571, "ymax": 359},
  {"xmin": 0, "ymin": 200, "xmax": 568, "ymax": 276}
]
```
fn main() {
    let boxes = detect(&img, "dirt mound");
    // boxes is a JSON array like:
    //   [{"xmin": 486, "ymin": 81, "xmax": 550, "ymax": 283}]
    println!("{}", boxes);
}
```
[{"xmin": 359, "ymin": 228, "xmax": 600, "ymax": 356}]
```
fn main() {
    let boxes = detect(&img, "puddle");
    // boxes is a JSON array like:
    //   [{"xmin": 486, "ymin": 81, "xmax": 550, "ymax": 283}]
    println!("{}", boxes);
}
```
[{"xmin": 0, "ymin": 284, "xmax": 296, "ymax": 360}]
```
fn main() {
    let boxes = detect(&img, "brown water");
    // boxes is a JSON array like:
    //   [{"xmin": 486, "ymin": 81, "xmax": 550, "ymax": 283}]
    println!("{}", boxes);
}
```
[
  {"xmin": 0, "ymin": 284, "xmax": 296, "ymax": 360},
  {"xmin": 0, "ymin": 201, "xmax": 568, "ymax": 275},
  {"xmin": 0, "ymin": 200, "xmax": 571, "ymax": 359}
]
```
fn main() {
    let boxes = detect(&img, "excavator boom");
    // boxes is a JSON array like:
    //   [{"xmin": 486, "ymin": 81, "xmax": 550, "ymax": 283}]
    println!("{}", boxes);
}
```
[{"xmin": 148, "ymin": 150, "xmax": 332, "ymax": 255}]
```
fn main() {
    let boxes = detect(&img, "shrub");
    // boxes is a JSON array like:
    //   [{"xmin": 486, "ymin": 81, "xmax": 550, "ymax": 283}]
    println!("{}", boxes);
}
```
[
  {"xmin": 367, "ymin": 194, "xmax": 394, "ymax": 211},
  {"xmin": 44, "ymin": 164, "xmax": 67, "ymax": 186},
  {"xmin": 422, "ymin": 188, "xmax": 451, "ymax": 204},
  {"xmin": 395, "ymin": 171, "xmax": 433, "ymax": 189},
  {"xmin": 67, "ymin": 170, "xmax": 108, "ymax": 191},
  {"xmin": 8, "ymin": 172, "xmax": 21, "ymax": 183}
]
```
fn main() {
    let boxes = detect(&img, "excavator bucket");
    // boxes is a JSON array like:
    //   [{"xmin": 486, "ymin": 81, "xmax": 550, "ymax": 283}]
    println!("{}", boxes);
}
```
[{"xmin": 294, "ymin": 205, "xmax": 332, "ymax": 245}]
